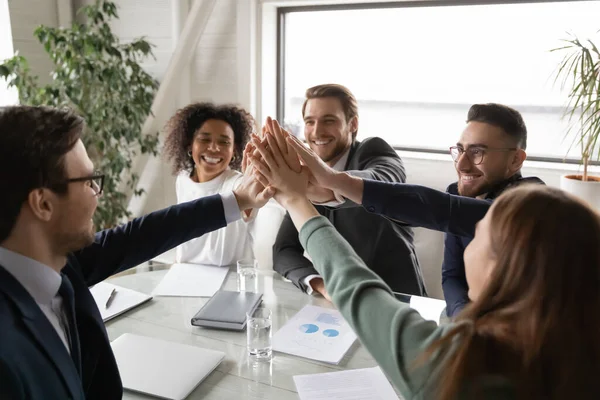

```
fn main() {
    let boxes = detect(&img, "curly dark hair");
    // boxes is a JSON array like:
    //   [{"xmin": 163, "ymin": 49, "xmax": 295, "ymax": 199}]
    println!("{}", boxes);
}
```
[{"xmin": 162, "ymin": 102, "xmax": 255, "ymax": 174}]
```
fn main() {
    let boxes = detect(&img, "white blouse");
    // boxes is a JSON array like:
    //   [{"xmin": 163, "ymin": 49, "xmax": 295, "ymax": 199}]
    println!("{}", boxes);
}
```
[{"xmin": 175, "ymin": 169, "xmax": 285, "ymax": 268}]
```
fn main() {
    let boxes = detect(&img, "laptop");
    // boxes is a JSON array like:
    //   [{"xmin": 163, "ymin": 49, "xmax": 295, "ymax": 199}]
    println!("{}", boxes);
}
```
[{"xmin": 111, "ymin": 333, "xmax": 225, "ymax": 400}]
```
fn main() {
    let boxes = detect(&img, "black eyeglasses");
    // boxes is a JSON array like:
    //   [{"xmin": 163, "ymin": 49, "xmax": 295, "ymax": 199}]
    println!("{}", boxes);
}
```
[
  {"xmin": 449, "ymin": 146, "xmax": 517, "ymax": 166},
  {"xmin": 64, "ymin": 172, "xmax": 105, "ymax": 196}
]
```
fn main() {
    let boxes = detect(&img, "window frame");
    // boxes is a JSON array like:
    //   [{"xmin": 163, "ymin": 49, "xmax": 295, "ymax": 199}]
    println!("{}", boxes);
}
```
[{"xmin": 276, "ymin": 0, "xmax": 595, "ymax": 165}]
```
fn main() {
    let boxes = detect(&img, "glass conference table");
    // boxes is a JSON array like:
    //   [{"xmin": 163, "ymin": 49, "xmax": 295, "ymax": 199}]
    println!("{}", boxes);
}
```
[{"xmin": 105, "ymin": 264, "xmax": 409, "ymax": 399}]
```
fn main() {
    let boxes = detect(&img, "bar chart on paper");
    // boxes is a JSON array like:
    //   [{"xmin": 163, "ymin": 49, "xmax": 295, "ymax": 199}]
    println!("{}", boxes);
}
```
[{"xmin": 273, "ymin": 305, "xmax": 357, "ymax": 364}]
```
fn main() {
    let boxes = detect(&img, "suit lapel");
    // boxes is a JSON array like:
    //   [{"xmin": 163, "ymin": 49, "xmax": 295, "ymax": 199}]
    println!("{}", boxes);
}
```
[
  {"xmin": 63, "ymin": 264, "xmax": 109, "ymax": 342},
  {"xmin": 344, "ymin": 140, "xmax": 361, "ymax": 171},
  {"xmin": 0, "ymin": 266, "xmax": 84, "ymax": 399},
  {"xmin": 321, "ymin": 140, "xmax": 362, "ymax": 226}
]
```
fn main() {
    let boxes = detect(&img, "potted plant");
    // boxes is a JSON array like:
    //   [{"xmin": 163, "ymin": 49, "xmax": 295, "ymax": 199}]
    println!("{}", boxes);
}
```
[
  {"xmin": 553, "ymin": 33, "xmax": 600, "ymax": 209},
  {"xmin": 0, "ymin": 0, "xmax": 159, "ymax": 229}
]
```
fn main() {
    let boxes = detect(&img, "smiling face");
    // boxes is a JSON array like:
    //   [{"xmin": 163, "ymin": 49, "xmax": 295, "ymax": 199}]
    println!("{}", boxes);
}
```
[
  {"xmin": 190, "ymin": 119, "xmax": 235, "ymax": 183},
  {"xmin": 455, "ymin": 121, "xmax": 524, "ymax": 198},
  {"xmin": 303, "ymin": 97, "xmax": 357, "ymax": 166}
]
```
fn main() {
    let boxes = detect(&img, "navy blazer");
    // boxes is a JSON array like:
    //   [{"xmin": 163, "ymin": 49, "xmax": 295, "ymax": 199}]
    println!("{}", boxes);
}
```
[
  {"xmin": 361, "ymin": 179, "xmax": 491, "ymax": 238},
  {"xmin": 361, "ymin": 176, "xmax": 543, "ymax": 317},
  {"xmin": 0, "ymin": 194, "xmax": 226, "ymax": 400},
  {"xmin": 441, "ymin": 174, "xmax": 545, "ymax": 317},
  {"xmin": 273, "ymin": 138, "xmax": 426, "ymax": 295}
]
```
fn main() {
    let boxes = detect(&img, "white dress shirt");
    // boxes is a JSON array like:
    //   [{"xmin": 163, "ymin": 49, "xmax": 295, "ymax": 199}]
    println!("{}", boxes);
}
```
[
  {"xmin": 303, "ymin": 148, "xmax": 351, "ymax": 294},
  {"xmin": 0, "ymin": 247, "xmax": 71, "ymax": 353},
  {"xmin": 176, "ymin": 169, "xmax": 250, "ymax": 267}
]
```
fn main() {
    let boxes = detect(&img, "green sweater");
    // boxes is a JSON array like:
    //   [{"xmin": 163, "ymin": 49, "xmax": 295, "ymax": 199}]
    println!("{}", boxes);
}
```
[{"xmin": 299, "ymin": 216, "xmax": 514, "ymax": 399}]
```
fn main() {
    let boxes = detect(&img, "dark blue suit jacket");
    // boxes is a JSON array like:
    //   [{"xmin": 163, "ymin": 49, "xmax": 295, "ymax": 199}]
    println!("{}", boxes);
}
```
[
  {"xmin": 361, "ymin": 175, "xmax": 543, "ymax": 318},
  {"xmin": 0, "ymin": 194, "xmax": 226, "ymax": 400},
  {"xmin": 361, "ymin": 179, "xmax": 491, "ymax": 238},
  {"xmin": 441, "ymin": 174, "xmax": 545, "ymax": 317}
]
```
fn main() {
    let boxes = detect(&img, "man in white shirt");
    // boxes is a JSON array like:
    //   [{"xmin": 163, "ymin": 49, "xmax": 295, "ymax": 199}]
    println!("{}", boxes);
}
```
[
  {"xmin": 0, "ymin": 105, "xmax": 273, "ymax": 400},
  {"xmin": 272, "ymin": 84, "xmax": 426, "ymax": 299}
]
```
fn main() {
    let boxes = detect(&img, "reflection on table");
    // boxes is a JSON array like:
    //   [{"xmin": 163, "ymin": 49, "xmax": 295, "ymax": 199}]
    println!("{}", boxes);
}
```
[{"xmin": 106, "ymin": 264, "xmax": 404, "ymax": 399}]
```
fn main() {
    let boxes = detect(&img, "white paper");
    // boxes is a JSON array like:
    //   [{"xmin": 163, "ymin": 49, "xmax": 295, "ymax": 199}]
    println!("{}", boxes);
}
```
[
  {"xmin": 90, "ymin": 282, "xmax": 152, "ymax": 322},
  {"xmin": 151, "ymin": 263, "xmax": 229, "ymax": 297},
  {"xmin": 409, "ymin": 295, "xmax": 446, "ymax": 325},
  {"xmin": 272, "ymin": 305, "xmax": 357, "ymax": 364},
  {"xmin": 293, "ymin": 367, "xmax": 401, "ymax": 400}
]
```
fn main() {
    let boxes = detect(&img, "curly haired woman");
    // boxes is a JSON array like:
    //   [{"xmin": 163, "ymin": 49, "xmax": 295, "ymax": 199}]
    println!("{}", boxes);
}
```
[{"xmin": 163, "ymin": 102, "xmax": 283, "ymax": 267}]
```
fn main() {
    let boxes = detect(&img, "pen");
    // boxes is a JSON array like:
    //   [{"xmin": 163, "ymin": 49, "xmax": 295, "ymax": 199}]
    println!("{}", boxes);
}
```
[{"xmin": 105, "ymin": 288, "xmax": 117, "ymax": 309}]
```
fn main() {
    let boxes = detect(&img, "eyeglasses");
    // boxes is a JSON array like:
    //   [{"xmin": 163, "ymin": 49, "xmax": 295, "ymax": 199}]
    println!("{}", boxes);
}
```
[
  {"xmin": 64, "ymin": 172, "xmax": 105, "ymax": 196},
  {"xmin": 449, "ymin": 146, "xmax": 517, "ymax": 166}
]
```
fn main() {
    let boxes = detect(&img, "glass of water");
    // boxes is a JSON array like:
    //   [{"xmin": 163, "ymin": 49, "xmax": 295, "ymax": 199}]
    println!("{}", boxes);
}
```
[
  {"xmin": 247, "ymin": 306, "xmax": 272, "ymax": 361},
  {"xmin": 237, "ymin": 259, "xmax": 258, "ymax": 292}
]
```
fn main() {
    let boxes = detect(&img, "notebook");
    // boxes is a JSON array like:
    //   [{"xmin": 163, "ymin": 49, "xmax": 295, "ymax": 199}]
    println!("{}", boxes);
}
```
[
  {"xmin": 191, "ymin": 290, "xmax": 263, "ymax": 331},
  {"xmin": 90, "ymin": 282, "xmax": 153, "ymax": 322},
  {"xmin": 111, "ymin": 333, "xmax": 225, "ymax": 400}
]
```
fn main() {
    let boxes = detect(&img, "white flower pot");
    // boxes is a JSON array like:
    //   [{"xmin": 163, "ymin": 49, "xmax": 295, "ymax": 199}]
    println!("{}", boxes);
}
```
[{"xmin": 560, "ymin": 174, "xmax": 600, "ymax": 210}]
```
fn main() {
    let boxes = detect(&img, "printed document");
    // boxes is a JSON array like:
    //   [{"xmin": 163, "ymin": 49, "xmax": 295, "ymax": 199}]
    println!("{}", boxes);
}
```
[
  {"xmin": 273, "ymin": 305, "xmax": 357, "ymax": 364},
  {"xmin": 294, "ymin": 367, "xmax": 401, "ymax": 400},
  {"xmin": 409, "ymin": 295, "xmax": 446, "ymax": 325},
  {"xmin": 152, "ymin": 263, "xmax": 229, "ymax": 297}
]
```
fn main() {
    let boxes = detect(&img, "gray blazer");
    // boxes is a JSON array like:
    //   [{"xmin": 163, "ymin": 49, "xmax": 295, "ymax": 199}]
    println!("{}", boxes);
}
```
[{"xmin": 272, "ymin": 137, "xmax": 426, "ymax": 295}]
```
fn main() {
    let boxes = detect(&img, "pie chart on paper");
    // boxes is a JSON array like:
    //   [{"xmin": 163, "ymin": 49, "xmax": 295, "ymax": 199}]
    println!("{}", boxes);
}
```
[
  {"xmin": 299, "ymin": 324, "xmax": 319, "ymax": 334},
  {"xmin": 322, "ymin": 329, "xmax": 339, "ymax": 337}
]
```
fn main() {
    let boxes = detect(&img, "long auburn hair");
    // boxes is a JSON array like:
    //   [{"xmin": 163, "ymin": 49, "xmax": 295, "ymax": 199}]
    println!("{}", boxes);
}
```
[{"xmin": 428, "ymin": 185, "xmax": 600, "ymax": 399}]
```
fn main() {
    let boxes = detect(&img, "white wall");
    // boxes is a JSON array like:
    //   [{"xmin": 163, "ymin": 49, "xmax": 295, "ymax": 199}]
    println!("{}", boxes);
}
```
[{"xmin": 7, "ymin": 0, "xmax": 61, "ymax": 83}]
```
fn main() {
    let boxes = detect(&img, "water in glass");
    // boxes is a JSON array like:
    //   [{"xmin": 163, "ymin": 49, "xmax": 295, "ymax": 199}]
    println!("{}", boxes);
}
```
[
  {"xmin": 247, "ymin": 307, "xmax": 272, "ymax": 361},
  {"xmin": 237, "ymin": 259, "xmax": 258, "ymax": 292}
]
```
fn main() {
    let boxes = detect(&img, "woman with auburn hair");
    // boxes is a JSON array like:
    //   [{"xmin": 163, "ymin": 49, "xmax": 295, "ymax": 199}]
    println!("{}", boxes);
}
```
[
  {"xmin": 249, "ymin": 123, "xmax": 600, "ymax": 399},
  {"xmin": 163, "ymin": 102, "xmax": 283, "ymax": 267}
]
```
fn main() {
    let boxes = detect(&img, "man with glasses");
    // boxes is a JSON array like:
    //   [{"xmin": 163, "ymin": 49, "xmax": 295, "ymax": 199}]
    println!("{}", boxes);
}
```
[
  {"xmin": 278, "ymin": 103, "xmax": 543, "ymax": 318},
  {"xmin": 0, "ymin": 106, "xmax": 273, "ymax": 399},
  {"xmin": 443, "ymin": 103, "xmax": 543, "ymax": 317}
]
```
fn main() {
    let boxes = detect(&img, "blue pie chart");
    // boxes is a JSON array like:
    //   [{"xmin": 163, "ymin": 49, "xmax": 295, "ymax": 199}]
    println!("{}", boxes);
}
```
[
  {"xmin": 299, "ymin": 324, "xmax": 319, "ymax": 334},
  {"xmin": 322, "ymin": 329, "xmax": 339, "ymax": 337}
]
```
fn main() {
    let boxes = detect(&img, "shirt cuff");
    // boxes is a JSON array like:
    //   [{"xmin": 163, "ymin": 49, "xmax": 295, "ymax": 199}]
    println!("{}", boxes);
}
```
[
  {"xmin": 220, "ymin": 191, "xmax": 242, "ymax": 224},
  {"xmin": 311, "ymin": 191, "xmax": 346, "ymax": 207},
  {"xmin": 303, "ymin": 274, "xmax": 321, "ymax": 295}
]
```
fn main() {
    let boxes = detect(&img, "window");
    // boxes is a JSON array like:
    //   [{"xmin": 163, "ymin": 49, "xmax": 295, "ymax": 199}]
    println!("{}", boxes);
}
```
[
  {"xmin": 279, "ymin": 0, "xmax": 600, "ymax": 162},
  {"xmin": 0, "ymin": 0, "xmax": 17, "ymax": 107}
]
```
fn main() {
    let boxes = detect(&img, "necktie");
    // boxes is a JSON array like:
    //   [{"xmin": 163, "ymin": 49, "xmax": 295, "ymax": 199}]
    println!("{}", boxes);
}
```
[{"xmin": 59, "ymin": 274, "xmax": 82, "ymax": 375}]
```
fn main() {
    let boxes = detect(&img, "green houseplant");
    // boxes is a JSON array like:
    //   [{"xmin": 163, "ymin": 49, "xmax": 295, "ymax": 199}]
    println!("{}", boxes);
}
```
[
  {"xmin": 0, "ymin": 0, "xmax": 159, "ymax": 229},
  {"xmin": 552, "ymin": 33, "xmax": 600, "ymax": 209}
]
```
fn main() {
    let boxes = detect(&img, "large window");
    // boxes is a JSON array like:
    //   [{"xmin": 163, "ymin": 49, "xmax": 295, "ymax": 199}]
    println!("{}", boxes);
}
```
[
  {"xmin": 0, "ymin": 0, "xmax": 17, "ymax": 106},
  {"xmin": 279, "ymin": 0, "xmax": 600, "ymax": 162}
]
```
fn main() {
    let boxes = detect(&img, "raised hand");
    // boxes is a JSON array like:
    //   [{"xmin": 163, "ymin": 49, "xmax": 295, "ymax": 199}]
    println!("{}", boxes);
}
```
[
  {"xmin": 305, "ymin": 169, "xmax": 337, "ymax": 203},
  {"xmin": 249, "ymin": 131, "xmax": 309, "ymax": 206},
  {"xmin": 264, "ymin": 117, "xmax": 303, "ymax": 173},
  {"xmin": 233, "ymin": 165, "xmax": 275, "ymax": 211},
  {"xmin": 286, "ymin": 134, "xmax": 340, "ymax": 190},
  {"xmin": 234, "ymin": 142, "xmax": 275, "ymax": 211},
  {"xmin": 241, "ymin": 141, "xmax": 253, "ymax": 174}
]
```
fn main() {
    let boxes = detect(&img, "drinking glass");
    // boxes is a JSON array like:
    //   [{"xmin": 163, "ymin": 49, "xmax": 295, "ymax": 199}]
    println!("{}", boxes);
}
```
[
  {"xmin": 246, "ymin": 306, "xmax": 272, "ymax": 361},
  {"xmin": 237, "ymin": 259, "xmax": 258, "ymax": 292}
]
